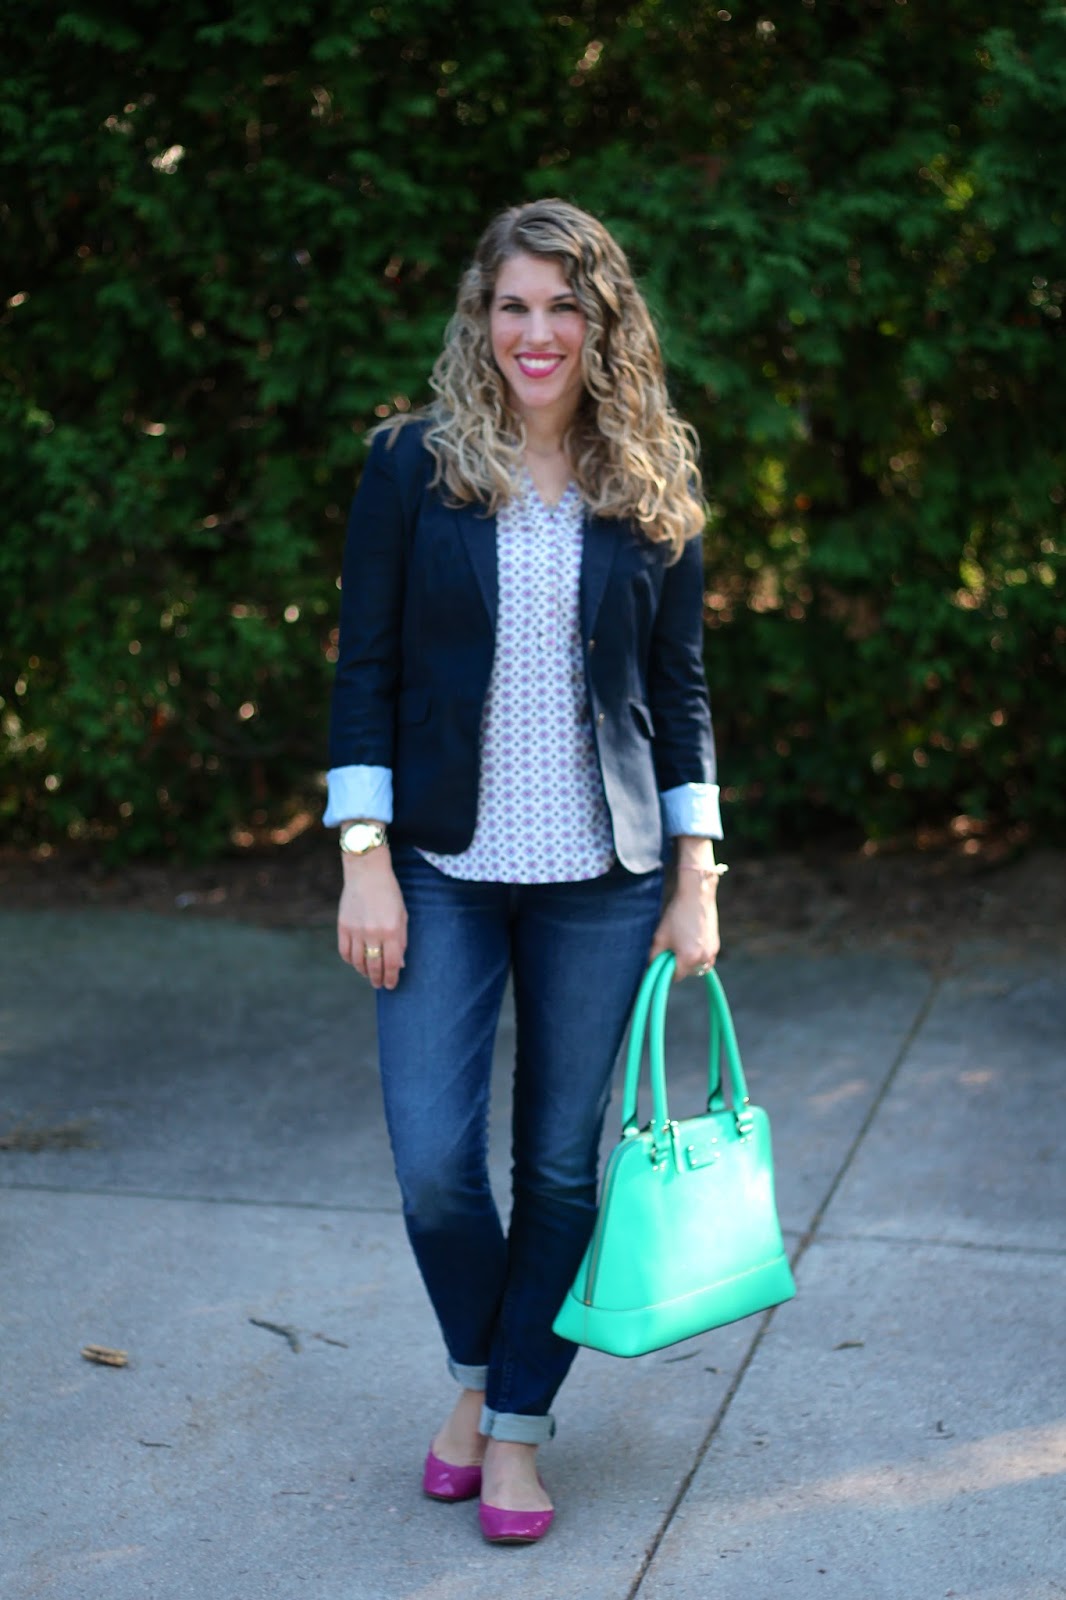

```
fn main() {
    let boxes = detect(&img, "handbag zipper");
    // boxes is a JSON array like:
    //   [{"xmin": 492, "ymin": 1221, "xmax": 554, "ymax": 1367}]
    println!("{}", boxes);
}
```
[
  {"xmin": 581, "ymin": 1130, "xmax": 648, "ymax": 1306},
  {"xmin": 581, "ymin": 1144, "xmax": 625, "ymax": 1305}
]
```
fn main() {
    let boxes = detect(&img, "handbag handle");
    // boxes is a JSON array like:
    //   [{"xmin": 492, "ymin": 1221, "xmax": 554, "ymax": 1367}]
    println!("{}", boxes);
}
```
[{"xmin": 621, "ymin": 952, "xmax": 753, "ymax": 1143}]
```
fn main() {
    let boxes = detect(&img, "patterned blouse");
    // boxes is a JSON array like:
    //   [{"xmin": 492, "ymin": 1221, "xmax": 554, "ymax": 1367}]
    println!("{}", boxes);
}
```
[{"xmin": 419, "ymin": 476, "xmax": 616, "ymax": 883}]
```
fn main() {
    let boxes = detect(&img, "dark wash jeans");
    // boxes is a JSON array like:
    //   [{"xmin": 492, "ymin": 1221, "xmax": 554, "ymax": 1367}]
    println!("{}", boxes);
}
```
[{"xmin": 375, "ymin": 846, "xmax": 664, "ymax": 1444}]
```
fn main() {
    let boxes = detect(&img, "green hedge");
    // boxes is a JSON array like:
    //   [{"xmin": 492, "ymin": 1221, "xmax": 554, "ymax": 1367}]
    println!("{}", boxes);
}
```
[{"xmin": 2, "ymin": 1, "xmax": 1063, "ymax": 858}]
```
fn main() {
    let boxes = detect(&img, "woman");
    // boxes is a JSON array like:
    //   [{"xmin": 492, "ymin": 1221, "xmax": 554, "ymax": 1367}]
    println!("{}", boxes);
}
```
[{"xmin": 325, "ymin": 199, "xmax": 724, "ymax": 1543}]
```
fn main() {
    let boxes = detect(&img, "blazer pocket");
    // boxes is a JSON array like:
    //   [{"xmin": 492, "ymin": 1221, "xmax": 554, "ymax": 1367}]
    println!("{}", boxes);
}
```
[
  {"xmin": 398, "ymin": 686, "xmax": 431, "ymax": 725},
  {"xmin": 629, "ymin": 700, "xmax": 655, "ymax": 739}
]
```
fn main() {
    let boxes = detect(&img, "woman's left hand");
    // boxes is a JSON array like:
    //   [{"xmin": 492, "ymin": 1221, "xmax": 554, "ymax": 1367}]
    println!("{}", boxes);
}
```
[{"xmin": 649, "ymin": 869, "xmax": 721, "ymax": 980}]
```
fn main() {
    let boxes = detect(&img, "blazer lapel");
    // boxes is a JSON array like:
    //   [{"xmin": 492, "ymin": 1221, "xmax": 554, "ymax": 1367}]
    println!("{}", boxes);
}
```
[
  {"xmin": 452, "ymin": 500, "xmax": 619, "ymax": 639},
  {"xmin": 581, "ymin": 510, "xmax": 621, "ymax": 640},
  {"xmin": 454, "ymin": 504, "xmax": 498, "ymax": 629}
]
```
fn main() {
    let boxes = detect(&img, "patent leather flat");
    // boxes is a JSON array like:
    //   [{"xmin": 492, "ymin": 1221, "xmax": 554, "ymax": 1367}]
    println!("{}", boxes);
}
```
[
  {"xmin": 422, "ymin": 1448, "xmax": 483, "ymax": 1502},
  {"xmin": 478, "ymin": 1499, "xmax": 555, "ymax": 1544}
]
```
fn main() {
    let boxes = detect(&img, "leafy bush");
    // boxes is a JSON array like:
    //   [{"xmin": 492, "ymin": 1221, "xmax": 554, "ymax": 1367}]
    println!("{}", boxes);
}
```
[
  {"xmin": 2, "ymin": 1, "xmax": 1063, "ymax": 858},
  {"xmin": 550, "ymin": 2, "xmax": 1066, "ymax": 844}
]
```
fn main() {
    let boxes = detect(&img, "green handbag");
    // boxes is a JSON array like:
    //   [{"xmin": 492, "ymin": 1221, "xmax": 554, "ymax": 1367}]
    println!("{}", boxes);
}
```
[{"xmin": 553, "ymin": 951, "xmax": 796, "ymax": 1357}]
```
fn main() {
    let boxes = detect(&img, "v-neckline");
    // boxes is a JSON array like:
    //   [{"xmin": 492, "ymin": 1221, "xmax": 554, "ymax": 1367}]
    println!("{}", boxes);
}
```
[{"xmin": 522, "ymin": 469, "xmax": 578, "ymax": 516}]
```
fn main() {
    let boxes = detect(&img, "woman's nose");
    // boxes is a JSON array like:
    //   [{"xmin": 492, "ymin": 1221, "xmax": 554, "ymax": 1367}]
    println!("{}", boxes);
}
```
[{"xmin": 526, "ymin": 307, "xmax": 551, "ymax": 345}]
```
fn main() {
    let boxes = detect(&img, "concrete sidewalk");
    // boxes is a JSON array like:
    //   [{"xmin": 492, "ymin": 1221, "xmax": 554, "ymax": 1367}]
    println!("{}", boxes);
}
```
[{"xmin": 1, "ymin": 909, "xmax": 1063, "ymax": 1599}]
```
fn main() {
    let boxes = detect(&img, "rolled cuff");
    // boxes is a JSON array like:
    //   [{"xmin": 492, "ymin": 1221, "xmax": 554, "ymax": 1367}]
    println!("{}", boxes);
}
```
[
  {"xmin": 479, "ymin": 1405, "xmax": 557, "ymax": 1445},
  {"xmin": 448, "ymin": 1358, "xmax": 489, "ymax": 1391},
  {"xmin": 323, "ymin": 765, "xmax": 393, "ymax": 827},
  {"xmin": 661, "ymin": 782, "xmax": 723, "ymax": 840}
]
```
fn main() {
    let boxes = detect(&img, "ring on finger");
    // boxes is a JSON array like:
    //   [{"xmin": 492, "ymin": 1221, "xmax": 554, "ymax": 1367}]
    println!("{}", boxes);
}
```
[{"xmin": 364, "ymin": 944, "xmax": 383, "ymax": 959}]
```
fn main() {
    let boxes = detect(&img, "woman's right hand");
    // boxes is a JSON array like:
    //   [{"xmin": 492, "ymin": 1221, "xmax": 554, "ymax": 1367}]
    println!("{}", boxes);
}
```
[{"xmin": 337, "ymin": 847, "xmax": 408, "ymax": 990}]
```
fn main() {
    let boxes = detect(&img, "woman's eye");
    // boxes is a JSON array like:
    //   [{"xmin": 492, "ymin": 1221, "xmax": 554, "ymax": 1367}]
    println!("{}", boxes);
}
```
[{"xmin": 496, "ymin": 300, "xmax": 580, "ymax": 314}]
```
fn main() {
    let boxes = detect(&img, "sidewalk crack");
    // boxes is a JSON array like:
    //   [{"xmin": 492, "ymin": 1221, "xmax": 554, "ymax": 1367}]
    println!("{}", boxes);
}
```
[
  {"xmin": 814, "ymin": 1227, "xmax": 1066, "ymax": 1260},
  {"xmin": 0, "ymin": 1179, "xmax": 401, "ymax": 1217},
  {"xmin": 625, "ymin": 953, "xmax": 951, "ymax": 1600}
]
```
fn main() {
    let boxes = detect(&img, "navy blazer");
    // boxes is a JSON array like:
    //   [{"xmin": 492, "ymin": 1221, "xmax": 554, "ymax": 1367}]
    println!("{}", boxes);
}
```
[{"xmin": 328, "ymin": 421, "xmax": 717, "ymax": 875}]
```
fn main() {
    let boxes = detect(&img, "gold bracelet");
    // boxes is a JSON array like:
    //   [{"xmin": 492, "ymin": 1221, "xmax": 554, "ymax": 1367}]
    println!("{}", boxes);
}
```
[{"xmin": 677, "ymin": 862, "xmax": 729, "ymax": 882}]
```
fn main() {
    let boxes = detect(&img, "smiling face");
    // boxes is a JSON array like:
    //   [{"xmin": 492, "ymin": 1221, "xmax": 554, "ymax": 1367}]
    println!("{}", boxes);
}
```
[{"xmin": 489, "ymin": 252, "xmax": 588, "ymax": 432}]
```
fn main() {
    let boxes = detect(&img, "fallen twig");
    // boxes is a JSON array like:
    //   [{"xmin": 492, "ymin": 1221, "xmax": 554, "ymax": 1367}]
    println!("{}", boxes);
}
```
[
  {"xmin": 249, "ymin": 1317, "xmax": 301, "ymax": 1353},
  {"xmin": 82, "ymin": 1344, "xmax": 129, "ymax": 1367}
]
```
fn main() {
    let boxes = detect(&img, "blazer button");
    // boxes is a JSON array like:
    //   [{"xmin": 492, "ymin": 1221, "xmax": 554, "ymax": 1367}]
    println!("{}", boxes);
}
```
[
  {"xmin": 588, "ymin": 638, "xmax": 596, "ymax": 651},
  {"xmin": 596, "ymin": 711, "xmax": 605, "ymax": 726}
]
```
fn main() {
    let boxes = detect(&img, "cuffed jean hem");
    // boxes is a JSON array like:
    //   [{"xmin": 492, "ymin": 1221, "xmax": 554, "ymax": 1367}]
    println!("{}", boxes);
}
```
[
  {"xmin": 479, "ymin": 1406, "xmax": 557, "ymax": 1445},
  {"xmin": 448, "ymin": 1358, "xmax": 489, "ymax": 1391}
]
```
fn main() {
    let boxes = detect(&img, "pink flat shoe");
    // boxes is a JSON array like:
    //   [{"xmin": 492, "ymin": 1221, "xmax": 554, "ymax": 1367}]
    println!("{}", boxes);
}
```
[
  {"xmin": 422, "ymin": 1448, "xmax": 483, "ymax": 1502},
  {"xmin": 478, "ymin": 1500, "xmax": 555, "ymax": 1545}
]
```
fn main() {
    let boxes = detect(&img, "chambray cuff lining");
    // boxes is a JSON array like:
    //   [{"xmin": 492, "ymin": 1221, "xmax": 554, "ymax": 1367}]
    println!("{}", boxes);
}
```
[
  {"xmin": 323, "ymin": 765, "xmax": 393, "ymax": 827},
  {"xmin": 661, "ymin": 782, "xmax": 723, "ymax": 839}
]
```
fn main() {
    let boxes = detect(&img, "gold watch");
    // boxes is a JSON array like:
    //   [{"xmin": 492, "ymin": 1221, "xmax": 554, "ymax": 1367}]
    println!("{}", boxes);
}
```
[{"xmin": 338, "ymin": 820, "xmax": 388, "ymax": 856}]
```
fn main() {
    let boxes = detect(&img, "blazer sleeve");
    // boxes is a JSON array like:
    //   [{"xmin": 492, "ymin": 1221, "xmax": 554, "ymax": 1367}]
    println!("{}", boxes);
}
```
[
  {"xmin": 645, "ymin": 531, "xmax": 718, "ymax": 795},
  {"xmin": 327, "ymin": 432, "xmax": 408, "ymax": 771}
]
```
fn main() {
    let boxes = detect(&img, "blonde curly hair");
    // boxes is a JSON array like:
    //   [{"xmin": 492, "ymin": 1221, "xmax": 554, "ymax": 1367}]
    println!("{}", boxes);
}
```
[{"xmin": 378, "ymin": 199, "xmax": 705, "ymax": 560}]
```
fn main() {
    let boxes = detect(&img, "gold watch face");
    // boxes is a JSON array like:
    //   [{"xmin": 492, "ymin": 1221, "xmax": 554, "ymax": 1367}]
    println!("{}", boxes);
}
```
[{"xmin": 340, "ymin": 822, "xmax": 386, "ymax": 855}]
